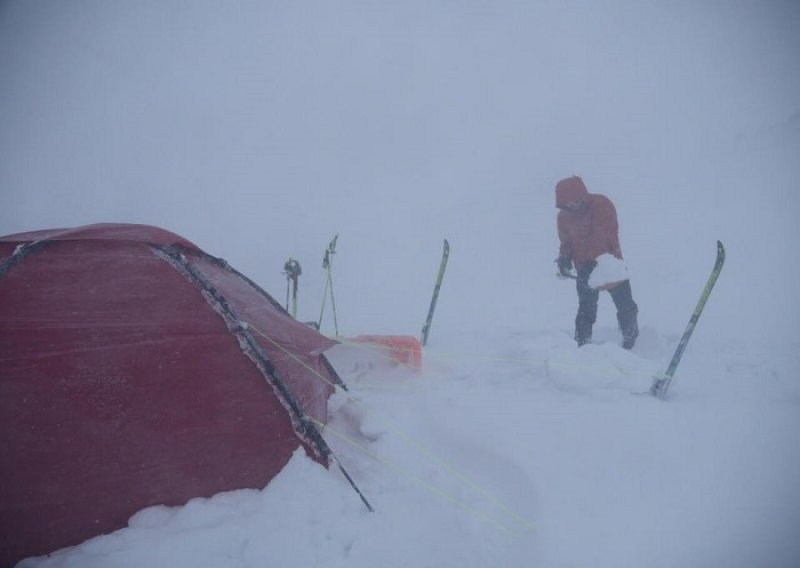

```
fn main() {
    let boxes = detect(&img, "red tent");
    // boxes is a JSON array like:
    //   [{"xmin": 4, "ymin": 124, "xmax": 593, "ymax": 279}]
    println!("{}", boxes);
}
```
[{"xmin": 0, "ymin": 224, "xmax": 342, "ymax": 566}]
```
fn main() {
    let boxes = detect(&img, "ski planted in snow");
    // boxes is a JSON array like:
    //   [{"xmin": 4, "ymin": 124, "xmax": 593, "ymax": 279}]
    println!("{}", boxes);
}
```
[
  {"xmin": 421, "ymin": 239, "xmax": 450, "ymax": 347},
  {"xmin": 650, "ymin": 240, "xmax": 725, "ymax": 399}
]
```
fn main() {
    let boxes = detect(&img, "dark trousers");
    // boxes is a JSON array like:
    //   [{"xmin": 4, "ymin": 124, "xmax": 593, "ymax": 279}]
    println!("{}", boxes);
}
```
[{"xmin": 575, "ymin": 262, "xmax": 639, "ymax": 348}]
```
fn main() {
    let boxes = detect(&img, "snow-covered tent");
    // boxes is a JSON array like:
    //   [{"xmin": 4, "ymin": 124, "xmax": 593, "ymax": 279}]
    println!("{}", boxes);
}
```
[{"xmin": 0, "ymin": 223, "xmax": 342, "ymax": 566}]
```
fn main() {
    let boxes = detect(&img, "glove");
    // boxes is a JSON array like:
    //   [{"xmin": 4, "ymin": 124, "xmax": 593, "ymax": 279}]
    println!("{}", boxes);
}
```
[{"xmin": 556, "ymin": 256, "xmax": 573, "ymax": 278}]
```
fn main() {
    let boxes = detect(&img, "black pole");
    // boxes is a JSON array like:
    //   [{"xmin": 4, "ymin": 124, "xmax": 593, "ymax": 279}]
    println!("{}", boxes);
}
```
[{"xmin": 283, "ymin": 258, "xmax": 302, "ymax": 318}]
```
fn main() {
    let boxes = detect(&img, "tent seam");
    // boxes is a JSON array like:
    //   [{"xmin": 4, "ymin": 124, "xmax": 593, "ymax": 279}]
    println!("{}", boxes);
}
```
[{"xmin": 151, "ymin": 244, "xmax": 332, "ymax": 465}]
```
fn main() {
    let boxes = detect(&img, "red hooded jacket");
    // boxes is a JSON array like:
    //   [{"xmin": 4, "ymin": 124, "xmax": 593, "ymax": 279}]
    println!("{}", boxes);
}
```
[{"xmin": 556, "ymin": 176, "xmax": 622, "ymax": 269}]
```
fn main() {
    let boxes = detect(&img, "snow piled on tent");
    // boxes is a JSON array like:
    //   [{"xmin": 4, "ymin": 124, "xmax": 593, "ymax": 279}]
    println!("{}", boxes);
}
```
[{"xmin": 18, "ymin": 324, "xmax": 800, "ymax": 568}]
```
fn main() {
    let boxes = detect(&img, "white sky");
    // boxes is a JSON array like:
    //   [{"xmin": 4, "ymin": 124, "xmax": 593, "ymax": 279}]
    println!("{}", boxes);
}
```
[{"xmin": 1, "ymin": 0, "xmax": 798, "ymax": 341}]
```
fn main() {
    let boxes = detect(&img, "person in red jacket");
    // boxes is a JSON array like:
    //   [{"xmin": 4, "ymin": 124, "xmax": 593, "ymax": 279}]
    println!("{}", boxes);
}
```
[{"xmin": 555, "ymin": 175, "xmax": 639, "ymax": 348}]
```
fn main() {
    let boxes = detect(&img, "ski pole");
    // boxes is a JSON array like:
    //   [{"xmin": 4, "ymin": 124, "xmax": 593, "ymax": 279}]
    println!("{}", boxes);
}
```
[
  {"xmin": 327, "ymin": 261, "xmax": 338, "ymax": 335},
  {"xmin": 283, "ymin": 258, "xmax": 302, "ymax": 318},
  {"xmin": 317, "ymin": 234, "xmax": 339, "ymax": 334}
]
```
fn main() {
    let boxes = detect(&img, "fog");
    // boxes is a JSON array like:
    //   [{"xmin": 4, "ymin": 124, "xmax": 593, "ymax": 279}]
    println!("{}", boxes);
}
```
[
  {"xmin": 3, "ymin": 3, "xmax": 800, "ymax": 566},
  {"xmin": 2, "ymin": 0, "xmax": 799, "ymax": 341}
]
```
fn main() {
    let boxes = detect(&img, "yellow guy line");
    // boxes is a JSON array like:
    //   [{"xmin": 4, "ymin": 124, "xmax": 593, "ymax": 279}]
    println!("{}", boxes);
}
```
[
  {"xmin": 246, "ymin": 321, "xmax": 535, "ymax": 535},
  {"xmin": 309, "ymin": 416, "xmax": 524, "ymax": 539}
]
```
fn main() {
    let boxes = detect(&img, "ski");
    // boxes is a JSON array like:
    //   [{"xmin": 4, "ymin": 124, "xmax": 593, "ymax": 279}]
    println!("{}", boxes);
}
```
[
  {"xmin": 421, "ymin": 239, "xmax": 450, "ymax": 347},
  {"xmin": 650, "ymin": 240, "xmax": 725, "ymax": 399}
]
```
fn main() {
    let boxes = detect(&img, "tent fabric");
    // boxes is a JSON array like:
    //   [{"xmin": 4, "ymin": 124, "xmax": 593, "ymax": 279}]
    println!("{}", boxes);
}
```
[{"xmin": 0, "ymin": 224, "xmax": 341, "ymax": 566}]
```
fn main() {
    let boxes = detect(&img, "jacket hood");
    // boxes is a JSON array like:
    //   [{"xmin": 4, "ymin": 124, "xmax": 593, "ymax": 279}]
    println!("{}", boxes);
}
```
[{"xmin": 555, "ymin": 176, "xmax": 590, "ymax": 207}]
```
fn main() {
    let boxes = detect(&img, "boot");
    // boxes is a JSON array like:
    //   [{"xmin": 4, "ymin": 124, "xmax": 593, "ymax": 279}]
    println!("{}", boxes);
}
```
[
  {"xmin": 575, "ymin": 320, "xmax": 593, "ymax": 347},
  {"xmin": 610, "ymin": 281, "xmax": 638, "ymax": 349},
  {"xmin": 619, "ymin": 309, "xmax": 638, "ymax": 349}
]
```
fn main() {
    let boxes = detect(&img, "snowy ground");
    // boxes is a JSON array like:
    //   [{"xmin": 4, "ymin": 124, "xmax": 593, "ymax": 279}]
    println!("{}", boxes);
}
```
[
  {"xmin": 19, "ymin": 321, "xmax": 800, "ymax": 568},
  {"xmin": 3, "ymin": 1, "xmax": 800, "ymax": 566}
]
